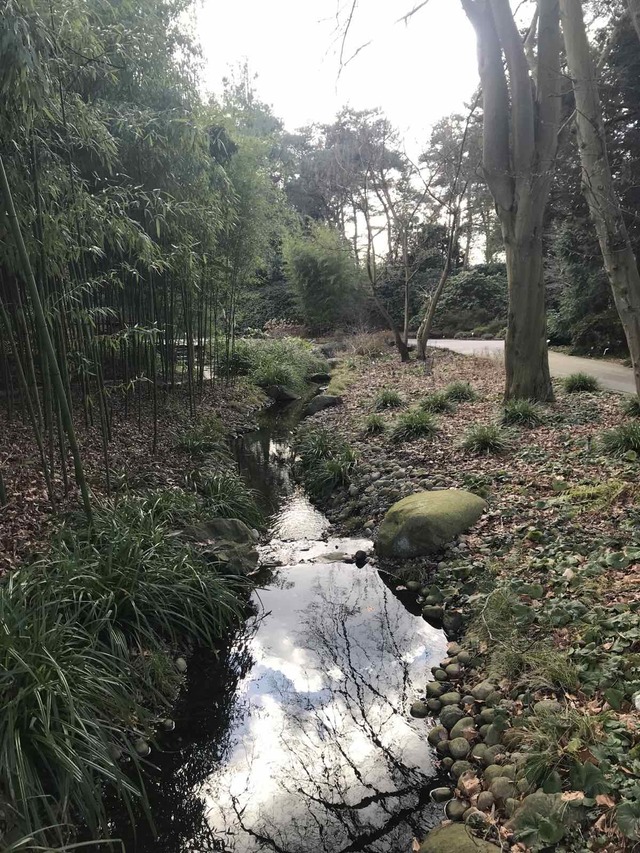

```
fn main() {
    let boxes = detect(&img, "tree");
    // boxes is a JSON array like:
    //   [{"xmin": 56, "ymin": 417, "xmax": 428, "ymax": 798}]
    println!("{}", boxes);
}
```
[
  {"xmin": 461, "ymin": 0, "xmax": 562, "ymax": 400},
  {"xmin": 560, "ymin": 0, "xmax": 640, "ymax": 396},
  {"xmin": 628, "ymin": 0, "xmax": 640, "ymax": 42}
]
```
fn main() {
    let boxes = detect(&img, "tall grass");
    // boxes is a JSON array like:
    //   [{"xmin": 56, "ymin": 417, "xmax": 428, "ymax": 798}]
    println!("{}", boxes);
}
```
[
  {"xmin": 391, "ymin": 409, "xmax": 439, "ymax": 442},
  {"xmin": 563, "ymin": 373, "xmax": 599, "ymax": 393},
  {"xmin": 224, "ymin": 337, "xmax": 327, "ymax": 392},
  {"xmin": 0, "ymin": 494, "xmax": 246, "ymax": 845}
]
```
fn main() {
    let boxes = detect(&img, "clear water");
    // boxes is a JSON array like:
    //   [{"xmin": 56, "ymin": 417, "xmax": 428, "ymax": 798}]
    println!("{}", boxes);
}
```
[{"xmin": 111, "ymin": 399, "xmax": 446, "ymax": 852}]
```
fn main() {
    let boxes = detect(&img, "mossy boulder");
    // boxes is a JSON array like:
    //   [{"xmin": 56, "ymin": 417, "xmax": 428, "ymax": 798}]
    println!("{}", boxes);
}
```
[
  {"xmin": 302, "ymin": 394, "xmax": 342, "ymax": 417},
  {"xmin": 183, "ymin": 517, "xmax": 259, "ymax": 546},
  {"xmin": 419, "ymin": 823, "xmax": 501, "ymax": 852},
  {"xmin": 375, "ymin": 490, "xmax": 486, "ymax": 558}
]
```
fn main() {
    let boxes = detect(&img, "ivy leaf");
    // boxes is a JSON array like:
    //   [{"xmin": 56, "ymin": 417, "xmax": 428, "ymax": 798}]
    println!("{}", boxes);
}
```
[
  {"xmin": 617, "ymin": 800, "xmax": 640, "ymax": 840},
  {"xmin": 604, "ymin": 687, "xmax": 625, "ymax": 710}
]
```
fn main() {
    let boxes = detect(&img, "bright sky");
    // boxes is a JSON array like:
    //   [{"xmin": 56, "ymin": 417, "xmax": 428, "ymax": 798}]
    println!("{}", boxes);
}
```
[{"xmin": 197, "ymin": 0, "xmax": 479, "ymax": 151}]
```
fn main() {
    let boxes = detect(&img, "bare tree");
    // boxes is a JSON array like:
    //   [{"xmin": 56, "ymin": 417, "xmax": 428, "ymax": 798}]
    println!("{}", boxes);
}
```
[
  {"xmin": 461, "ymin": 0, "xmax": 562, "ymax": 400},
  {"xmin": 560, "ymin": 0, "xmax": 640, "ymax": 396}
]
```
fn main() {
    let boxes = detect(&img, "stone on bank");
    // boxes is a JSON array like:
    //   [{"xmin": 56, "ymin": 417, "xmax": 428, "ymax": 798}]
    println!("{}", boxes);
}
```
[
  {"xmin": 375, "ymin": 490, "xmax": 486, "ymax": 558},
  {"xmin": 418, "ymin": 823, "xmax": 500, "ymax": 852}
]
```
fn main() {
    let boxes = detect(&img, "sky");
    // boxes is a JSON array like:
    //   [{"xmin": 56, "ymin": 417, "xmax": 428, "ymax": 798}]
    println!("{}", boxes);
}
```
[{"xmin": 196, "ymin": 0, "xmax": 479, "ymax": 152}]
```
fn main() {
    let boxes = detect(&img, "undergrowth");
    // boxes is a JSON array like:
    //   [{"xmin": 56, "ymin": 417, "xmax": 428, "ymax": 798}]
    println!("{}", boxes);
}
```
[
  {"xmin": 391, "ymin": 409, "xmax": 439, "ymax": 442},
  {"xmin": 462, "ymin": 423, "xmax": 511, "ymax": 454},
  {"xmin": 600, "ymin": 422, "xmax": 640, "ymax": 458},
  {"xmin": 374, "ymin": 388, "xmax": 403, "ymax": 410},
  {"xmin": 420, "ymin": 391, "xmax": 455, "ymax": 414},
  {"xmin": 223, "ymin": 336, "xmax": 327, "ymax": 392},
  {"xmin": 564, "ymin": 373, "xmax": 600, "ymax": 393},
  {"xmin": 296, "ymin": 427, "xmax": 357, "ymax": 500},
  {"xmin": 443, "ymin": 381, "xmax": 477, "ymax": 402},
  {"xmin": 501, "ymin": 399, "xmax": 545, "ymax": 427},
  {"xmin": 363, "ymin": 413, "xmax": 386, "ymax": 435}
]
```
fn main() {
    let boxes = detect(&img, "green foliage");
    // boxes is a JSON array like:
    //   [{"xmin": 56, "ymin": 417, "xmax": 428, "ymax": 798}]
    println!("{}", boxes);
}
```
[
  {"xmin": 431, "ymin": 264, "xmax": 508, "ymax": 337},
  {"xmin": 563, "ymin": 373, "xmax": 600, "ymax": 393},
  {"xmin": 462, "ymin": 423, "xmax": 511, "ymax": 454},
  {"xmin": 374, "ymin": 388, "xmax": 403, "ymax": 410},
  {"xmin": 0, "ymin": 495, "xmax": 243, "ymax": 844},
  {"xmin": 420, "ymin": 391, "xmax": 455, "ymax": 413},
  {"xmin": 190, "ymin": 470, "xmax": 263, "ymax": 528},
  {"xmin": 391, "ymin": 409, "xmax": 439, "ymax": 442},
  {"xmin": 283, "ymin": 223, "xmax": 365, "ymax": 332},
  {"xmin": 176, "ymin": 414, "xmax": 227, "ymax": 455},
  {"xmin": 227, "ymin": 336, "xmax": 327, "ymax": 392},
  {"xmin": 443, "ymin": 381, "xmax": 477, "ymax": 402},
  {"xmin": 296, "ymin": 427, "xmax": 357, "ymax": 500},
  {"xmin": 600, "ymin": 422, "xmax": 640, "ymax": 457},
  {"xmin": 501, "ymin": 398, "xmax": 545, "ymax": 427},
  {"xmin": 622, "ymin": 396, "xmax": 640, "ymax": 418},
  {"xmin": 363, "ymin": 414, "xmax": 386, "ymax": 435}
]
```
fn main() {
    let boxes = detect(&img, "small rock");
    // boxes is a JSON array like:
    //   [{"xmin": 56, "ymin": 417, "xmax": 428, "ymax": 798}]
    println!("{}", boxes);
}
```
[
  {"xmin": 410, "ymin": 700, "xmax": 430, "ymax": 718},
  {"xmin": 449, "ymin": 737, "xmax": 471, "ymax": 759},
  {"xmin": 534, "ymin": 699, "xmax": 564, "ymax": 716},
  {"xmin": 471, "ymin": 680, "xmax": 495, "ymax": 702},
  {"xmin": 440, "ymin": 705, "xmax": 466, "ymax": 730},
  {"xmin": 427, "ymin": 698, "xmax": 442, "ymax": 712},
  {"xmin": 446, "ymin": 798, "xmax": 470, "ymax": 821},
  {"xmin": 427, "ymin": 725, "xmax": 448, "ymax": 746},
  {"xmin": 426, "ymin": 681, "xmax": 444, "ymax": 698},
  {"xmin": 451, "ymin": 760, "xmax": 473, "ymax": 779},
  {"xmin": 175, "ymin": 657, "xmax": 188, "ymax": 673},
  {"xmin": 431, "ymin": 786, "xmax": 453, "ymax": 803},
  {"xmin": 483, "ymin": 724, "xmax": 503, "ymax": 746},
  {"xmin": 464, "ymin": 806, "xmax": 489, "ymax": 828},
  {"xmin": 449, "ymin": 717, "xmax": 476, "ymax": 740},
  {"xmin": 446, "ymin": 663, "xmax": 462, "ymax": 678},
  {"xmin": 440, "ymin": 691, "xmax": 462, "ymax": 707},
  {"xmin": 477, "ymin": 791, "xmax": 495, "ymax": 811},
  {"xmin": 489, "ymin": 776, "xmax": 517, "ymax": 802},
  {"xmin": 134, "ymin": 738, "xmax": 151, "ymax": 757}
]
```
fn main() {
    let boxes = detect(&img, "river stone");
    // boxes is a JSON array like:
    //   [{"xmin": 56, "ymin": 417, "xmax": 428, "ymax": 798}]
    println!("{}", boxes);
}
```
[
  {"xmin": 471, "ymin": 680, "xmax": 496, "ymax": 702},
  {"xmin": 477, "ymin": 791, "xmax": 495, "ymax": 811},
  {"xmin": 307, "ymin": 371, "xmax": 331, "ymax": 383},
  {"xmin": 479, "ymin": 708, "xmax": 497, "ymax": 724},
  {"xmin": 426, "ymin": 681, "xmax": 444, "ymax": 698},
  {"xmin": 263, "ymin": 384, "xmax": 300, "ymax": 402},
  {"xmin": 483, "ymin": 724, "xmax": 503, "ymax": 746},
  {"xmin": 471, "ymin": 743, "xmax": 488, "ymax": 762},
  {"xmin": 451, "ymin": 760, "xmax": 473, "ymax": 779},
  {"xmin": 446, "ymin": 663, "xmax": 462, "ymax": 678},
  {"xmin": 446, "ymin": 798, "xmax": 470, "ymax": 821},
  {"xmin": 449, "ymin": 737, "xmax": 471, "ymax": 760},
  {"xmin": 484, "ymin": 764, "xmax": 513, "ymax": 785},
  {"xmin": 457, "ymin": 650, "xmax": 473, "ymax": 666},
  {"xmin": 440, "ymin": 691, "xmax": 462, "ymax": 707},
  {"xmin": 375, "ymin": 490, "xmax": 486, "ymax": 558},
  {"xmin": 427, "ymin": 698, "xmax": 442, "ymax": 712},
  {"xmin": 302, "ymin": 394, "xmax": 342, "ymax": 417},
  {"xmin": 422, "ymin": 605, "xmax": 444, "ymax": 624},
  {"xmin": 450, "ymin": 717, "xmax": 476, "ymax": 740},
  {"xmin": 481, "ymin": 745, "xmax": 505, "ymax": 767},
  {"xmin": 204, "ymin": 541, "xmax": 259, "ymax": 576},
  {"xmin": 431, "ymin": 786, "xmax": 453, "ymax": 803},
  {"xmin": 427, "ymin": 725, "xmax": 448, "ymax": 746},
  {"xmin": 410, "ymin": 700, "xmax": 430, "ymax": 718},
  {"xmin": 434, "ymin": 668, "xmax": 448, "ymax": 681},
  {"xmin": 435, "ymin": 740, "xmax": 450, "ymax": 757},
  {"xmin": 440, "ymin": 705, "xmax": 466, "ymax": 731},
  {"xmin": 534, "ymin": 699, "xmax": 564, "ymax": 716},
  {"xmin": 443, "ymin": 610, "xmax": 464, "ymax": 634},
  {"xmin": 184, "ymin": 518, "xmax": 259, "ymax": 545},
  {"xmin": 489, "ymin": 777, "xmax": 517, "ymax": 802},
  {"xmin": 419, "ymin": 823, "xmax": 501, "ymax": 853},
  {"xmin": 464, "ymin": 807, "xmax": 489, "ymax": 829}
]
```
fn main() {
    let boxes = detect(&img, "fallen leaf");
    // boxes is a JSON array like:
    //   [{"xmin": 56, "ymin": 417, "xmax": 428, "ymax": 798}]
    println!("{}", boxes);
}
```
[{"xmin": 596, "ymin": 794, "xmax": 616, "ymax": 809}]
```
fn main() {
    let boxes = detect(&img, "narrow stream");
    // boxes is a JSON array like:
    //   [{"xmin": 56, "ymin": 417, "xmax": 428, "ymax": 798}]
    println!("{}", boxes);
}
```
[{"xmin": 114, "ymin": 398, "xmax": 447, "ymax": 852}]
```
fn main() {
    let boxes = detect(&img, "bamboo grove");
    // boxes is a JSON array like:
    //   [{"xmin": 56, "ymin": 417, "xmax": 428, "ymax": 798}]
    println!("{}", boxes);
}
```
[{"xmin": 0, "ymin": 0, "xmax": 284, "ymax": 517}]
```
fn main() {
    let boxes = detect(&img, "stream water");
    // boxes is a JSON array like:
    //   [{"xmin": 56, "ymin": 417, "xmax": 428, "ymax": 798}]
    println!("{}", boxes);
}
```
[{"xmin": 114, "ymin": 398, "xmax": 447, "ymax": 852}]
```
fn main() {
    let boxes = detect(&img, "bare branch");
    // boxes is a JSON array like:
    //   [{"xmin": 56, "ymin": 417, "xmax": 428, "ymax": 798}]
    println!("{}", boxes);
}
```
[{"xmin": 396, "ymin": 0, "xmax": 432, "ymax": 26}]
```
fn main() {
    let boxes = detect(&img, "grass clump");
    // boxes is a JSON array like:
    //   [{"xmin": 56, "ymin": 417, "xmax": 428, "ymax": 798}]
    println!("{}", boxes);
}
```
[
  {"xmin": 501, "ymin": 398, "xmax": 545, "ymax": 427},
  {"xmin": 462, "ymin": 422, "xmax": 511, "ymax": 454},
  {"xmin": 296, "ymin": 427, "xmax": 357, "ymax": 500},
  {"xmin": 600, "ymin": 422, "xmax": 640, "ymax": 457},
  {"xmin": 326, "ymin": 361, "xmax": 357, "ymax": 396},
  {"xmin": 176, "ymin": 413, "xmax": 228, "ymax": 456},
  {"xmin": 374, "ymin": 388, "xmax": 403, "ymax": 410},
  {"xmin": 391, "ymin": 409, "xmax": 439, "ymax": 442},
  {"xmin": 0, "ymin": 495, "xmax": 244, "ymax": 845},
  {"xmin": 420, "ymin": 391, "xmax": 455, "ymax": 414},
  {"xmin": 563, "ymin": 372, "xmax": 600, "ymax": 393},
  {"xmin": 190, "ymin": 469, "xmax": 263, "ymax": 527},
  {"xmin": 622, "ymin": 396, "xmax": 640, "ymax": 418},
  {"xmin": 363, "ymin": 413, "xmax": 386, "ymax": 435},
  {"xmin": 443, "ymin": 381, "xmax": 477, "ymax": 402}
]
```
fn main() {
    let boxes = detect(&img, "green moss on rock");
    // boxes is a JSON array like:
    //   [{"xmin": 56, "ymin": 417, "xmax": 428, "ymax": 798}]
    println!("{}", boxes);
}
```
[{"xmin": 375, "ymin": 490, "xmax": 486, "ymax": 558}]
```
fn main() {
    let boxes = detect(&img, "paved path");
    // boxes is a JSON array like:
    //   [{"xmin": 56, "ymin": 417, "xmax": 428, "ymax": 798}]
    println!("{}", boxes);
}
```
[{"xmin": 418, "ymin": 339, "xmax": 636, "ymax": 395}]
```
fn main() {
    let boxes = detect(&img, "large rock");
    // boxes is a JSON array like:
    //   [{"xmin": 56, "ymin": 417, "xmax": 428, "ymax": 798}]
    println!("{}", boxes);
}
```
[
  {"xmin": 263, "ymin": 384, "xmax": 300, "ymax": 402},
  {"xmin": 419, "ymin": 823, "xmax": 501, "ymax": 852},
  {"xmin": 184, "ymin": 518, "xmax": 259, "ymax": 546},
  {"xmin": 302, "ymin": 394, "xmax": 342, "ymax": 417},
  {"xmin": 375, "ymin": 490, "xmax": 486, "ymax": 558}
]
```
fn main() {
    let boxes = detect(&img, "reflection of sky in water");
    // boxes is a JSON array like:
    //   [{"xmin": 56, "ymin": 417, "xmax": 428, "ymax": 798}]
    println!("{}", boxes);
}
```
[{"xmin": 200, "ymin": 557, "xmax": 446, "ymax": 852}]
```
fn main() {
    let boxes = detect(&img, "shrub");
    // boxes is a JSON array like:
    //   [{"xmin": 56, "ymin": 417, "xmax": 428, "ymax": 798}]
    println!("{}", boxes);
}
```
[
  {"xmin": 221, "ymin": 336, "xmax": 327, "ymax": 392},
  {"xmin": 363, "ymin": 413, "xmax": 386, "ymax": 435},
  {"xmin": 391, "ymin": 409, "xmax": 439, "ymax": 442},
  {"xmin": 420, "ymin": 391, "xmax": 455, "ymax": 414},
  {"xmin": 563, "ymin": 372, "xmax": 600, "ymax": 393},
  {"xmin": 349, "ymin": 331, "xmax": 390, "ymax": 358},
  {"xmin": 600, "ymin": 422, "xmax": 640, "ymax": 457},
  {"xmin": 0, "ymin": 497, "xmax": 244, "ymax": 843},
  {"xmin": 462, "ymin": 423, "xmax": 511, "ymax": 454},
  {"xmin": 501, "ymin": 399, "xmax": 545, "ymax": 427},
  {"xmin": 296, "ymin": 428, "xmax": 357, "ymax": 500},
  {"xmin": 374, "ymin": 388, "xmax": 403, "ymax": 410},
  {"xmin": 622, "ymin": 396, "xmax": 640, "ymax": 418},
  {"xmin": 443, "ymin": 381, "xmax": 478, "ymax": 402}
]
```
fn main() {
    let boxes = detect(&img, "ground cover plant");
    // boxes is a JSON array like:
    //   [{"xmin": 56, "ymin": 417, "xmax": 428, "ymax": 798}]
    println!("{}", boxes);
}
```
[
  {"xmin": 462, "ymin": 422, "xmax": 511, "ymax": 454},
  {"xmin": 225, "ymin": 337, "xmax": 327, "ymax": 393},
  {"xmin": 622, "ymin": 396, "xmax": 640, "ymax": 418},
  {"xmin": 443, "ymin": 380, "xmax": 478, "ymax": 402},
  {"xmin": 564, "ymin": 372, "xmax": 600, "ymax": 393},
  {"xmin": 363, "ymin": 413, "xmax": 386, "ymax": 435},
  {"xmin": 391, "ymin": 409, "xmax": 439, "ymax": 442},
  {"xmin": 295, "ymin": 427, "xmax": 357, "ymax": 500},
  {"xmin": 420, "ymin": 391, "xmax": 456, "ymax": 414},
  {"xmin": 374, "ymin": 388, "xmax": 404, "ymax": 410},
  {"xmin": 501, "ymin": 398, "xmax": 545, "ymax": 427}
]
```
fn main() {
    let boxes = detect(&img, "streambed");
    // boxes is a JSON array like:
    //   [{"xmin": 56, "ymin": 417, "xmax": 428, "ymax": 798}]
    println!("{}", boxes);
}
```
[{"xmin": 114, "ymin": 399, "xmax": 447, "ymax": 852}]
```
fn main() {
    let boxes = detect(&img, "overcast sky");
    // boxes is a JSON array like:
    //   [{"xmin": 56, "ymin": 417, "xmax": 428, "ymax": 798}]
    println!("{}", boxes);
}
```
[{"xmin": 197, "ymin": 0, "xmax": 479, "ymax": 151}]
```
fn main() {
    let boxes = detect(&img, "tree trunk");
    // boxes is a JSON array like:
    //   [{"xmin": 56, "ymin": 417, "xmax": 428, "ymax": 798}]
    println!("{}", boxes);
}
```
[
  {"xmin": 561, "ymin": 0, "xmax": 640, "ymax": 396},
  {"xmin": 628, "ymin": 0, "xmax": 640, "ymax": 43},
  {"xmin": 503, "ymin": 216, "xmax": 553, "ymax": 399}
]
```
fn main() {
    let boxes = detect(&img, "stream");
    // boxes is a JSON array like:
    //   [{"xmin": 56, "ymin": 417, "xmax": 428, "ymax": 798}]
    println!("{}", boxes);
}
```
[{"xmin": 113, "ymin": 397, "xmax": 447, "ymax": 852}]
